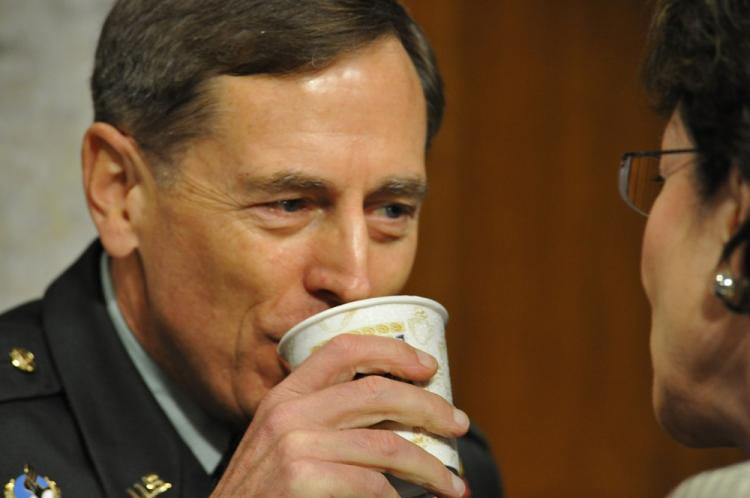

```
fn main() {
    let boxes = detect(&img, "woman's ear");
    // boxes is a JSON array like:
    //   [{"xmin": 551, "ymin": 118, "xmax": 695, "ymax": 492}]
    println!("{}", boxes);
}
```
[
  {"xmin": 81, "ymin": 123, "xmax": 150, "ymax": 258},
  {"xmin": 720, "ymin": 167, "xmax": 750, "ymax": 243}
]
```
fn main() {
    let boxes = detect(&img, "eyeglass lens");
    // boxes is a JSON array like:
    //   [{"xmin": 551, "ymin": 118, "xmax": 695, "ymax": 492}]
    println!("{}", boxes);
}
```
[{"xmin": 626, "ymin": 155, "xmax": 662, "ymax": 215}]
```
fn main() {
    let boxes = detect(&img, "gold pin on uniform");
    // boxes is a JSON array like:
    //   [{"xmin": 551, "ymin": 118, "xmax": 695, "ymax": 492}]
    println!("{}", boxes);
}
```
[
  {"xmin": 4, "ymin": 464, "xmax": 60, "ymax": 498},
  {"xmin": 9, "ymin": 348, "xmax": 35, "ymax": 373},
  {"xmin": 126, "ymin": 474, "xmax": 172, "ymax": 498}
]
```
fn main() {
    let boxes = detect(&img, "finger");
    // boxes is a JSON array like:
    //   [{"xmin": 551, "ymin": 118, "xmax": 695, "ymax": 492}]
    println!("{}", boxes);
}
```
[
  {"xmin": 277, "ymin": 428, "xmax": 466, "ymax": 498},
  {"xmin": 280, "ymin": 374, "xmax": 469, "ymax": 438},
  {"xmin": 278, "ymin": 334, "xmax": 438, "ymax": 395},
  {"xmin": 214, "ymin": 458, "xmax": 400, "ymax": 498},
  {"xmin": 284, "ymin": 461, "xmax": 401, "ymax": 498}
]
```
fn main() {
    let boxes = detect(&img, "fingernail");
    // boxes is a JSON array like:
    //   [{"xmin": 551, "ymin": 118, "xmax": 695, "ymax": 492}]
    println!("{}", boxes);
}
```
[
  {"xmin": 453, "ymin": 408, "xmax": 469, "ymax": 429},
  {"xmin": 451, "ymin": 473, "xmax": 466, "ymax": 496},
  {"xmin": 416, "ymin": 349, "xmax": 436, "ymax": 368}
]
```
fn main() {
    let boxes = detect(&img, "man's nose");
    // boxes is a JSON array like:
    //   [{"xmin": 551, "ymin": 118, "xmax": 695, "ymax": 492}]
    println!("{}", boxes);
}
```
[{"xmin": 305, "ymin": 212, "xmax": 372, "ymax": 306}]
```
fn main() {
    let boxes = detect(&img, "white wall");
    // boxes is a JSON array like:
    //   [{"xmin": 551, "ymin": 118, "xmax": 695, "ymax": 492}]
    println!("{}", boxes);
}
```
[{"xmin": 0, "ymin": 1, "xmax": 112, "ymax": 310}]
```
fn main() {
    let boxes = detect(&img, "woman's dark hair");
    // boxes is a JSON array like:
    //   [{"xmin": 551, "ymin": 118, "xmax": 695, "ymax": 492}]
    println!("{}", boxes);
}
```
[
  {"xmin": 644, "ymin": 0, "xmax": 750, "ymax": 308},
  {"xmin": 91, "ymin": 0, "xmax": 443, "ymax": 176}
]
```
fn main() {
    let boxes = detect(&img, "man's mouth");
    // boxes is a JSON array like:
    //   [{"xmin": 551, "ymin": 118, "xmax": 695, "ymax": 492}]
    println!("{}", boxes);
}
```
[{"xmin": 267, "ymin": 334, "xmax": 282, "ymax": 345}]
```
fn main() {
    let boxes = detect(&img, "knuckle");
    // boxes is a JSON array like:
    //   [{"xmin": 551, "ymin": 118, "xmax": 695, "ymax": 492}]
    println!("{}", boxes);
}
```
[
  {"xmin": 431, "ymin": 397, "xmax": 454, "ymax": 421},
  {"xmin": 368, "ymin": 430, "xmax": 403, "ymax": 459},
  {"xmin": 419, "ymin": 392, "xmax": 452, "ymax": 423},
  {"xmin": 275, "ymin": 430, "xmax": 306, "ymax": 464},
  {"xmin": 261, "ymin": 400, "xmax": 297, "ymax": 438},
  {"xmin": 367, "ymin": 472, "xmax": 398, "ymax": 498},
  {"xmin": 285, "ymin": 460, "xmax": 315, "ymax": 492},
  {"xmin": 326, "ymin": 333, "xmax": 361, "ymax": 355},
  {"xmin": 358, "ymin": 374, "xmax": 390, "ymax": 399}
]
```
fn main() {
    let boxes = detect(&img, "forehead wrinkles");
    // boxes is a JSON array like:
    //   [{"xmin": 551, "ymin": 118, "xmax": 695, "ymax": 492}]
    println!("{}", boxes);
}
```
[
  {"xmin": 206, "ymin": 39, "xmax": 425, "ymax": 137},
  {"xmin": 188, "ymin": 39, "xmax": 427, "ymax": 192}
]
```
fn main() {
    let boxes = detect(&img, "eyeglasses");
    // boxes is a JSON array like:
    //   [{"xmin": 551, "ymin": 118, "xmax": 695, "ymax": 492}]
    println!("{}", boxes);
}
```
[{"xmin": 618, "ymin": 149, "xmax": 696, "ymax": 216}]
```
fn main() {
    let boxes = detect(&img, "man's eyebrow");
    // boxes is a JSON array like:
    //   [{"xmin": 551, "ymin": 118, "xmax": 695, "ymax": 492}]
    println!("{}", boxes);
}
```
[
  {"xmin": 370, "ymin": 176, "xmax": 428, "ymax": 200},
  {"xmin": 241, "ymin": 172, "xmax": 427, "ymax": 200},
  {"xmin": 242, "ymin": 172, "xmax": 332, "ymax": 194}
]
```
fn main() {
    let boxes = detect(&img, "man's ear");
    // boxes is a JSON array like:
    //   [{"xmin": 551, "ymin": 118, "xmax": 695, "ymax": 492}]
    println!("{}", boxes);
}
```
[
  {"xmin": 81, "ymin": 123, "xmax": 149, "ymax": 258},
  {"xmin": 720, "ymin": 166, "xmax": 750, "ymax": 244}
]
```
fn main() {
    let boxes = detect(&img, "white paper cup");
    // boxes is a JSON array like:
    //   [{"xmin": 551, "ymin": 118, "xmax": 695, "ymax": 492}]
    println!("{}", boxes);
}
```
[{"xmin": 277, "ymin": 296, "xmax": 459, "ymax": 498}]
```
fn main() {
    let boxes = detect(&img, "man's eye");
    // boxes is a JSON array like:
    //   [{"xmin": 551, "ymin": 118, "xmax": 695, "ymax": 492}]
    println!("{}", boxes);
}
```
[
  {"xmin": 379, "ymin": 204, "xmax": 416, "ymax": 219},
  {"xmin": 271, "ymin": 199, "xmax": 309, "ymax": 212}
]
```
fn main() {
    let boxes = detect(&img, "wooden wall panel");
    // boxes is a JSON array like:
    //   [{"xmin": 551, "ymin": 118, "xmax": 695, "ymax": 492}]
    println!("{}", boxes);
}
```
[{"xmin": 401, "ymin": 1, "xmax": 745, "ymax": 497}]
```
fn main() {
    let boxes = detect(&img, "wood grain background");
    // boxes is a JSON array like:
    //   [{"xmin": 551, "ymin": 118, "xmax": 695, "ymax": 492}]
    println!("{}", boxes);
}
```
[{"xmin": 401, "ymin": 1, "xmax": 745, "ymax": 497}]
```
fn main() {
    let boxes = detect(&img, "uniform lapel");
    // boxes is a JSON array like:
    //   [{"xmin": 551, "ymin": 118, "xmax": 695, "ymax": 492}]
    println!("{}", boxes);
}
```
[{"xmin": 41, "ymin": 242, "xmax": 213, "ymax": 497}]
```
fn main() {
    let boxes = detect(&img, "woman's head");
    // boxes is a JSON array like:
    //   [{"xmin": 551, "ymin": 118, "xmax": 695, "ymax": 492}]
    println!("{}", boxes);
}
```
[
  {"xmin": 639, "ymin": 0, "xmax": 750, "ymax": 450},
  {"xmin": 645, "ymin": 0, "xmax": 750, "ymax": 203}
]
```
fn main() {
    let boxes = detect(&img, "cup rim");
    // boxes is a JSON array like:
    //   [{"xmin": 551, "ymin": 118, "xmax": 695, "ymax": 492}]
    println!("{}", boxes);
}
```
[{"xmin": 278, "ymin": 295, "xmax": 448, "ymax": 354}]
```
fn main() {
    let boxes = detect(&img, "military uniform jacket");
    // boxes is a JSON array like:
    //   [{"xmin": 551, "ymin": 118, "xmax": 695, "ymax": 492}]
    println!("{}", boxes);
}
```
[{"xmin": 0, "ymin": 242, "xmax": 502, "ymax": 497}]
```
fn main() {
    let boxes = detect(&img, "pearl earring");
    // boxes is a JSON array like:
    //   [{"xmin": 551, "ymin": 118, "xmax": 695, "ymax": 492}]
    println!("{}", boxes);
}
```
[{"xmin": 714, "ymin": 269, "xmax": 750, "ymax": 312}]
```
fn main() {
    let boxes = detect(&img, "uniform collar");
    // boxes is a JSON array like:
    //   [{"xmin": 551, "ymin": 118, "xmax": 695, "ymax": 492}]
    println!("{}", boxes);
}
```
[
  {"xmin": 42, "ymin": 241, "xmax": 216, "ymax": 496},
  {"xmin": 100, "ymin": 251, "xmax": 231, "ymax": 474}
]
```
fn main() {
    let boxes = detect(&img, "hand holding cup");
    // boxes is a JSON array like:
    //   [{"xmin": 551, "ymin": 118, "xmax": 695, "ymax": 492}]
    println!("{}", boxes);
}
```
[
  {"xmin": 211, "ymin": 296, "xmax": 467, "ymax": 498},
  {"xmin": 279, "ymin": 296, "xmax": 461, "ymax": 497}
]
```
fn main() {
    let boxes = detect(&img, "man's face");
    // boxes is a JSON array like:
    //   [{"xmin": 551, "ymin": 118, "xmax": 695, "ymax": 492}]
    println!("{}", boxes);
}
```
[{"xmin": 131, "ymin": 37, "xmax": 428, "ymax": 425}]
